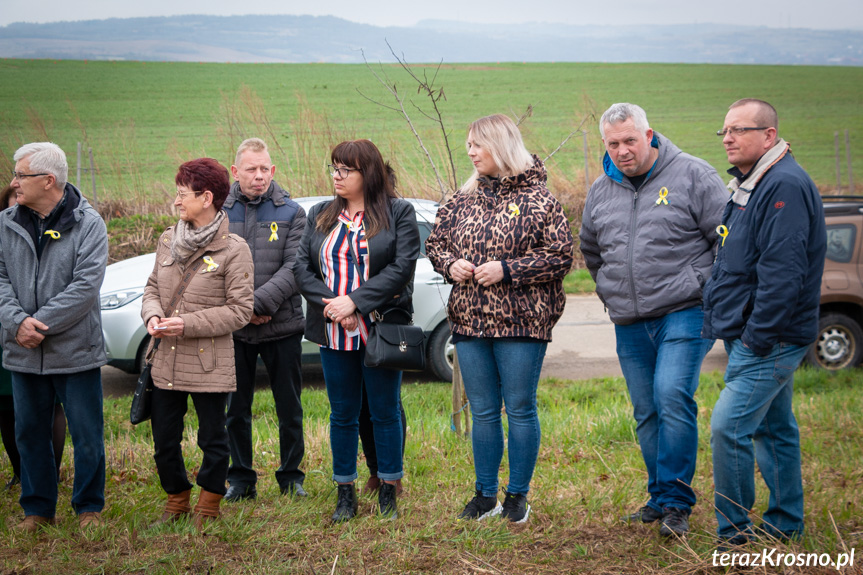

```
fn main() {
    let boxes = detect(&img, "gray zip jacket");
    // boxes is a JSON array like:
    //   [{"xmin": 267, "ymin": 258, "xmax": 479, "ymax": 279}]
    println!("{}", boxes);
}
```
[
  {"xmin": 0, "ymin": 184, "xmax": 108, "ymax": 373},
  {"xmin": 579, "ymin": 133, "xmax": 728, "ymax": 325}
]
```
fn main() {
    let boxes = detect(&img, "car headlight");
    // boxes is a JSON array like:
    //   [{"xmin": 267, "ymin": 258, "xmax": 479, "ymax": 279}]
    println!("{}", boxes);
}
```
[{"xmin": 100, "ymin": 289, "xmax": 144, "ymax": 310}]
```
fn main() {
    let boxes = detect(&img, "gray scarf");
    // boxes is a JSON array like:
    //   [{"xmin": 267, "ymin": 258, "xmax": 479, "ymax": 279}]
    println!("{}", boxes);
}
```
[{"xmin": 170, "ymin": 210, "xmax": 225, "ymax": 264}]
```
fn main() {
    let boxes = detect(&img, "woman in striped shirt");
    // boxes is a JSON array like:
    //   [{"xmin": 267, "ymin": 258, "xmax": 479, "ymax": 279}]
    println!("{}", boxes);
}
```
[{"xmin": 294, "ymin": 139, "xmax": 420, "ymax": 522}]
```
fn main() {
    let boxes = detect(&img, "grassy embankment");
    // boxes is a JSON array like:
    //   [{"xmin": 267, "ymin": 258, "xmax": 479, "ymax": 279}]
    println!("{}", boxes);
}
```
[{"xmin": 0, "ymin": 367, "xmax": 860, "ymax": 574}]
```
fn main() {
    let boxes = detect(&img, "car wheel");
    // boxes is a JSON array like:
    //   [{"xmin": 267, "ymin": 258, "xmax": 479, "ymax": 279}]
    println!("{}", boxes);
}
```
[
  {"xmin": 427, "ymin": 322, "xmax": 453, "ymax": 382},
  {"xmin": 806, "ymin": 313, "xmax": 863, "ymax": 370},
  {"xmin": 135, "ymin": 335, "xmax": 152, "ymax": 375}
]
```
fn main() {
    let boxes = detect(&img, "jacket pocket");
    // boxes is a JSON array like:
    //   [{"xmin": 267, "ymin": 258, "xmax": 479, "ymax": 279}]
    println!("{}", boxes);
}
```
[
  {"xmin": 259, "ymin": 222, "xmax": 287, "ymax": 247},
  {"xmin": 197, "ymin": 338, "xmax": 215, "ymax": 372}
]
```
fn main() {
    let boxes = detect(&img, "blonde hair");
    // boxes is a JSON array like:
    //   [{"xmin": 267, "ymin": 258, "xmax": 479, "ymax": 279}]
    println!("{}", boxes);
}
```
[
  {"xmin": 461, "ymin": 114, "xmax": 533, "ymax": 194},
  {"xmin": 234, "ymin": 137, "xmax": 268, "ymax": 166}
]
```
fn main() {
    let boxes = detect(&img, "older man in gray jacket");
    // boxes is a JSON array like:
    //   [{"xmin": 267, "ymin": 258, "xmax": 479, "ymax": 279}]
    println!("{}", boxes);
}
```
[
  {"xmin": 222, "ymin": 138, "xmax": 308, "ymax": 500},
  {"xmin": 0, "ymin": 142, "xmax": 108, "ymax": 532},
  {"xmin": 580, "ymin": 104, "xmax": 727, "ymax": 537}
]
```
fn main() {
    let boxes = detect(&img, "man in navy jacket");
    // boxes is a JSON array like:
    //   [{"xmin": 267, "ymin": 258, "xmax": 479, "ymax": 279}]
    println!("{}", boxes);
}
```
[
  {"xmin": 703, "ymin": 99, "xmax": 826, "ymax": 544},
  {"xmin": 222, "ymin": 138, "xmax": 307, "ymax": 500}
]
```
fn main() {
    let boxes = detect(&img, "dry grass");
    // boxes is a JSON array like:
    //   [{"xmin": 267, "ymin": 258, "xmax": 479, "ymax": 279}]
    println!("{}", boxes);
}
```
[{"xmin": 0, "ymin": 370, "xmax": 861, "ymax": 574}]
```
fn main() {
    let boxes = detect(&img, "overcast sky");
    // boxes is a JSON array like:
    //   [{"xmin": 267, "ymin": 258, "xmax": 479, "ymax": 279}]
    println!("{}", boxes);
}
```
[{"xmin": 2, "ymin": 0, "xmax": 861, "ymax": 29}]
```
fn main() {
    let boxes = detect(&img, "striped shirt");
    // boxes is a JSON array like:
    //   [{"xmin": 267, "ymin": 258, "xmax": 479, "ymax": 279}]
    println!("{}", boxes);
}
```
[{"xmin": 320, "ymin": 210, "xmax": 370, "ymax": 350}]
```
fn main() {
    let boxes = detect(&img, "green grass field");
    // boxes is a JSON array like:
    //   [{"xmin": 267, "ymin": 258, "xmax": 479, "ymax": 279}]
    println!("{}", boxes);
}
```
[
  {"xmin": 1, "ymin": 59, "xmax": 862, "ymax": 207},
  {"xmin": 0, "ymin": 368, "xmax": 860, "ymax": 573}
]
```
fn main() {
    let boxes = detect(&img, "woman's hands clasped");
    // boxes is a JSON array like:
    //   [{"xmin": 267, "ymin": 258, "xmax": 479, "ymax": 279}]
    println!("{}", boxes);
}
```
[
  {"xmin": 322, "ymin": 295, "xmax": 359, "ymax": 330},
  {"xmin": 449, "ymin": 259, "xmax": 504, "ymax": 287}
]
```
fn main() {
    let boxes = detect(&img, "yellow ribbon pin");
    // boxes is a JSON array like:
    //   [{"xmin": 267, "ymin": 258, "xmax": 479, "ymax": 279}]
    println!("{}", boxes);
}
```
[
  {"xmin": 655, "ymin": 187, "xmax": 669, "ymax": 205},
  {"xmin": 506, "ymin": 203, "xmax": 520, "ymax": 219},
  {"xmin": 203, "ymin": 255, "xmax": 219, "ymax": 272},
  {"xmin": 716, "ymin": 225, "xmax": 729, "ymax": 247},
  {"xmin": 268, "ymin": 222, "xmax": 279, "ymax": 242},
  {"xmin": 44, "ymin": 230, "xmax": 61, "ymax": 239}
]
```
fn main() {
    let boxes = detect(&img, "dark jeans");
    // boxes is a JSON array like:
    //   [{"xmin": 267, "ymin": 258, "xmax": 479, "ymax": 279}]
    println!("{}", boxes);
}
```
[
  {"xmin": 320, "ymin": 346, "xmax": 403, "ymax": 482},
  {"xmin": 226, "ymin": 335, "xmax": 305, "ymax": 489},
  {"xmin": 151, "ymin": 387, "xmax": 229, "ymax": 495},
  {"xmin": 359, "ymin": 381, "xmax": 406, "ymax": 475},
  {"xmin": 12, "ymin": 368, "xmax": 104, "ymax": 517},
  {"xmin": 0, "ymin": 401, "xmax": 65, "ymax": 479}
]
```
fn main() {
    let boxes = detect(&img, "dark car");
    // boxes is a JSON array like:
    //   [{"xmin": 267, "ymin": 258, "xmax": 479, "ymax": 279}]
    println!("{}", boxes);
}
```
[{"xmin": 806, "ymin": 196, "xmax": 863, "ymax": 370}]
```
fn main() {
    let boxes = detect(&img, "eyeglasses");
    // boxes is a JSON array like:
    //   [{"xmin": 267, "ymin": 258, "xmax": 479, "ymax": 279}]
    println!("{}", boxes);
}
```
[
  {"xmin": 327, "ymin": 164, "xmax": 362, "ymax": 179},
  {"xmin": 716, "ymin": 126, "xmax": 770, "ymax": 137},
  {"xmin": 11, "ymin": 171, "xmax": 49, "ymax": 180},
  {"xmin": 175, "ymin": 190, "xmax": 203, "ymax": 200}
]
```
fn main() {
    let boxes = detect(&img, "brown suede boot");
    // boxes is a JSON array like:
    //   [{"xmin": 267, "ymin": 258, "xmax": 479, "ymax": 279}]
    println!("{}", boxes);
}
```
[
  {"xmin": 193, "ymin": 489, "xmax": 223, "ymax": 531},
  {"xmin": 153, "ymin": 489, "xmax": 191, "ymax": 526}
]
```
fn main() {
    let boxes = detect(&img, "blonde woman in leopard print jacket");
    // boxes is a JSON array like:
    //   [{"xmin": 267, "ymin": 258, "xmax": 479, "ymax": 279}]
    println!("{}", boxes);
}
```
[{"xmin": 426, "ymin": 114, "xmax": 573, "ymax": 524}]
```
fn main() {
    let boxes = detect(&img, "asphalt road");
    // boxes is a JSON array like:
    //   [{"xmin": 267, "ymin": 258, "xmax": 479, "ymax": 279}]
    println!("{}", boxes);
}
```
[
  {"xmin": 101, "ymin": 294, "xmax": 729, "ymax": 398},
  {"xmin": 542, "ymin": 294, "xmax": 729, "ymax": 380}
]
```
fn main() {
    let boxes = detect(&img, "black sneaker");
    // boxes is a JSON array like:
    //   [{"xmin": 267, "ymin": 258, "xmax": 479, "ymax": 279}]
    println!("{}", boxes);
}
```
[
  {"xmin": 716, "ymin": 533, "xmax": 754, "ymax": 552},
  {"xmin": 457, "ymin": 491, "xmax": 502, "ymax": 521},
  {"xmin": 3, "ymin": 475, "xmax": 20, "ymax": 491},
  {"xmin": 621, "ymin": 504, "xmax": 662, "ymax": 524},
  {"xmin": 224, "ymin": 484, "xmax": 257, "ymax": 502},
  {"xmin": 501, "ymin": 491, "xmax": 531, "ymax": 524},
  {"xmin": 659, "ymin": 507, "xmax": 690, "ymax": 537},
  {"xmin": 280, "ymin": 482, "xmax": 308, "ymax": 497},
  {"xmin": 331, "ymin": 483, "xmax": 358, "ymax": 523},
  {"xmin": 378, "ymin": 482, "xmax": 398, "ymax": 519}
]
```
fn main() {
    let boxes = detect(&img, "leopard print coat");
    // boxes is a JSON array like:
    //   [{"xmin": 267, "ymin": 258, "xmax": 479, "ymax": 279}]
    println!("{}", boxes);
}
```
[{"xmin": 426, "ymin": 156, "xmax": 573, "ymax": 341}]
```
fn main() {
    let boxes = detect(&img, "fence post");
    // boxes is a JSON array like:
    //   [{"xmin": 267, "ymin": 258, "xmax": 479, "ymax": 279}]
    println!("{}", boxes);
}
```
[
  {"xmin": 835, "ymin": 131, "xmax": 841, "ymax": 193},
  {"xmin": 583, "ymin": 132, "xmax": 590, "ymax": 190},
  {"xmin": 88, "ymin": 147, "xmax": 97, "ymax": 211},
  {"xmin": 846, "ymin": 130, "xmax": 854, "ymax": 195},
  {"xmin": 76, "ymin": 142, "xmax": 82, "ymax": 189}
]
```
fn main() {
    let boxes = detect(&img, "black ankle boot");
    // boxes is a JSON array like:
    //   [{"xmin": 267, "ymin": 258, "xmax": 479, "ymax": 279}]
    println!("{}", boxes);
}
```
[
  {"xmin": 332, "ymin": 483, "xmax": 358, "ymax": 523},
  {"xmin": 378, "ymin": 482, "xmax": 398, "ymax": 519}
]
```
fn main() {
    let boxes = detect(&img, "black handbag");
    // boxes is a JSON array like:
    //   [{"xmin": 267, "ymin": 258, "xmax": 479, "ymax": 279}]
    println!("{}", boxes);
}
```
[
  {"xmin": 129, "ymin": 339, "xmax": 159, "ymax": 425},
  {"xmin": 343, "ymin": 224, "xmax": 424, "ymax": 371},
  {"xmin": 364, "ymin": 308, "xmax": 426, "ymax": 372}
]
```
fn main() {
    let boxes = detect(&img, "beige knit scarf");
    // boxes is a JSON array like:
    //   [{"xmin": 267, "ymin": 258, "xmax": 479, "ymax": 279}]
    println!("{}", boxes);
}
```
[{"xmin": 170, "ymin": 210, "xmax": 225, "ymax": 264}]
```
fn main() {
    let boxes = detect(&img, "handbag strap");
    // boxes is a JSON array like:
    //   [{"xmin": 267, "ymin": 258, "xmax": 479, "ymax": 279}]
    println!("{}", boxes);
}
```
[
  {"xmin": 344, "ymin": 220, "xmax": 413, "ymax": 326},
  {"xmin": 147, "ymin": 258, "xmax": 204, "ymax": 362}
]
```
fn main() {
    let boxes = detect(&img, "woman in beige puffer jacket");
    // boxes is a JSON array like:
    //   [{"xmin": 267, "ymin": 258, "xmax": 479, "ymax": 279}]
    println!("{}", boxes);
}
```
[{"xmin": 141, "ymin": 158, "xmax": 253, "ymax": 529}]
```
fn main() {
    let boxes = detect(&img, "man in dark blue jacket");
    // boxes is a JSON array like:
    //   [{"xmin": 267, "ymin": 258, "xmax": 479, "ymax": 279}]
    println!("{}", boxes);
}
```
[
  {"xmin": 222, "ymin": 138, "xmax": 307, "ymax": 500},
  {"xmin": 703, "ymin": 99, "xmax": 826, "ymax": 545}
]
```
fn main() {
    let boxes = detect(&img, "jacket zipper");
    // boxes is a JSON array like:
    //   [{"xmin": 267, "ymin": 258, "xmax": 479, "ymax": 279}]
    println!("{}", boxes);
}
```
[{"xmin": 627, "ymin": 189, "xmax": 640, "ymax": 319}]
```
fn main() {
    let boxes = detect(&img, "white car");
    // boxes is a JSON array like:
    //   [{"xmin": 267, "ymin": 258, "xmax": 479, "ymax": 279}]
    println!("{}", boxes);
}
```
[{"xmin": 99, "ymin": 196, "xmax": 455, "ymax": 381}]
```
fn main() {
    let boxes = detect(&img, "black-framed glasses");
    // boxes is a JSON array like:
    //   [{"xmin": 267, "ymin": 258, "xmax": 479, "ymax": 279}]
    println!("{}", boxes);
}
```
[
  {"xmin": 327, "ymin": 164, "xmax": 362, "ymax": 179},
  {"xmin": 11, "ymin": 171, "xmax": 49, "ymax": 180},
  {"xmin": 716, "ymin": 126, "xmax": 770, "ymax": 137}
]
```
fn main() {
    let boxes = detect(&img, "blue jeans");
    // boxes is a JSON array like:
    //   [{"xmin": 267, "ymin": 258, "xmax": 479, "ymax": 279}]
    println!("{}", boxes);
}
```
[
  {"xmin": 320, "ymin": 347, "xmax": 403, "ymax": 483},
  {"xmin": 12, "ymin": 368, "xmax": 105, "ymax": 518},
  {"xmin": 455, "ymin": 338, "xmax": 547, "ymax": 497},
  {"xmin": 615, "ymin": 306, "xmax": 714, "ymax": 513},
  {"xmin": 711, "ymin": 339, "xmax": 808, "ymax": 540}
]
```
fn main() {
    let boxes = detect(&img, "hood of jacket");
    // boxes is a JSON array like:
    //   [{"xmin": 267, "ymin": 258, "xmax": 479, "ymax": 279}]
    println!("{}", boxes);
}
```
[{"xmin": 601, "ymin": 132, "xmax": 682, "ymax": 186}]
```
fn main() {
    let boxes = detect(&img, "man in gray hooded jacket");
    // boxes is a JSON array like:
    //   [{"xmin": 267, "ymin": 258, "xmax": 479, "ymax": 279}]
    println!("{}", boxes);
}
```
[
  {"xmin": 580, "ymin": 103, "xmax": 727, "ymax": 537},
  {"xmin": 0, "ymin": 142, "xmax": 108, "ymax": 532}
]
